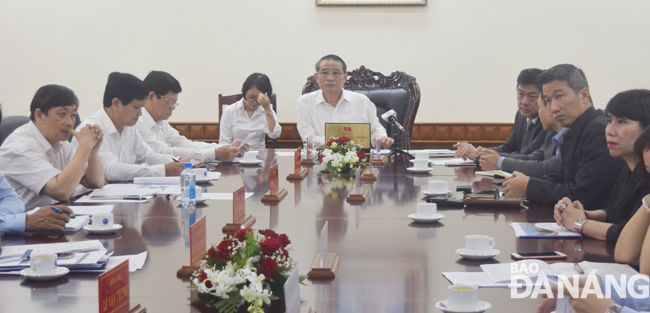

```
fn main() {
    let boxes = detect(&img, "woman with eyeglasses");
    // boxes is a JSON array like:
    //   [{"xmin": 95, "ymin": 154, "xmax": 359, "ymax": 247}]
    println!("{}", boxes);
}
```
[{"xmin": 219, "ymin": 73, "xmax": 281, "ymax": 150}]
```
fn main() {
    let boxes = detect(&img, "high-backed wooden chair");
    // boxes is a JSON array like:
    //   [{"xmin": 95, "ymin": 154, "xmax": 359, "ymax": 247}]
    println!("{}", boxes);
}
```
[
  {"xmin": 218, "ymin": 93, "xmax": 278, "ymax": 148},
  {"xmin": 302, "ymin": 66, "xmax": 420, "ymax": 150}
]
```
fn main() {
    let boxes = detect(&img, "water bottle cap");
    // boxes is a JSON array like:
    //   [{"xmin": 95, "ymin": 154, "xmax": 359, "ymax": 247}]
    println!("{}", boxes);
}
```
[{"xmin": 184, "ymin": 163, "xmax": 192, "ymax": 168}]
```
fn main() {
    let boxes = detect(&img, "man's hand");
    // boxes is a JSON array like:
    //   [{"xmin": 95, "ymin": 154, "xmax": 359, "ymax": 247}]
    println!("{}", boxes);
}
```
[
  {"xmin": 537, "ymin": 278, "xmax": 615, "ymax": 313},
  {"xmin": 502, "ymin": 171, "xmax": 529, "ymax": 197},
  {"xmin": 453, "ymin": 142, "xmax": 478, "ymax": 160},
  {"xmin": 554, "ymin": 198, "xmax": 585, "ymax": 229},
  {"xmin": 164, "ymin": 162, "xmax": 185, "ymax": 176},
  {"xmin": 215, "ymin": 146, "xmax": 241, "ymax": 161},
  {"xmin": 70, "ymin": 125, "xmax": 100, "ymax": 151},
  {"xmin": 478, "ymin": 149, "xmax": 500, "ymax": 170},
  {"xmin": 375, "ymin": 137, "xmax": 394, "ymax": 149},
  {"xmin": 179, "ymin": 156, "xmax": 204, "ymax": 166},
  {"xmin": 89, "ymin": 124, "xmax": 104, "ymax": 155},
  {"xmin": 25, "ymin": 205, "xmax": 72, "ymax": 232},
  {"xmin": 230, "ymin": 139, "xmax": 250, "ymax": 153}
]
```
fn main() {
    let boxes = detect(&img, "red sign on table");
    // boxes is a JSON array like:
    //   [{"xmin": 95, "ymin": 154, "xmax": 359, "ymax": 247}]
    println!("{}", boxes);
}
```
[
  {"xmin": 269, "ymin": 164, "xmax": 279, "ymax": 195},
  {"xmin": 98, "ymin": 260, "xmax": 130, "ymax": 313},
  {"xmin": 233, "ymin": 186, "xmax": 246, "ymax": 224},
  {"xmin": 294, "ymin": 148, "xmax": 302, "ymax": 174},
  {"xmin": 190, "ymin": 216, "xmax": 207, "ymax": 266}
]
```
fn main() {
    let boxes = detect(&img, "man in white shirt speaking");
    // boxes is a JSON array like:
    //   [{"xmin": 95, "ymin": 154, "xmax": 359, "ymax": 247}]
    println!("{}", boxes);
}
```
[
  {"xmin": 0, "ymin": 85, "xmax": 104, "ymax": 209},
  {"xmin": 74, "ymin": 72, "xmax": 199, "ymax": 182},
  {"xmin": 137, "ymin": 71, "xmax": 248, "ymax": 161},
  {"xmin": 297, "ymin": 54, "xmax": 394, "ymax": 149}
]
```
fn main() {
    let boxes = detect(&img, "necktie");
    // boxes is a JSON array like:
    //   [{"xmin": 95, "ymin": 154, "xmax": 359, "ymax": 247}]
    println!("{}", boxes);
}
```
[{"xmin": 522, "ymin": 120, "xmax": 533, "ymax": 148}]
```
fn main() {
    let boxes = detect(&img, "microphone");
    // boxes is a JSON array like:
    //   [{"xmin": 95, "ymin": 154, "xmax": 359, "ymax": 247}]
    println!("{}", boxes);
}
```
[{"xmin": 381, "ymin": 110, "xmax": 405, "ymax": 132}]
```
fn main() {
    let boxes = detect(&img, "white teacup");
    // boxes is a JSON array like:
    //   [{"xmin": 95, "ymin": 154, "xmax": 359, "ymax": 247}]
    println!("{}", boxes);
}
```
[
  {"xmin": 30, "ymin": 253, "xmax": 57, "ymax": 275},
  {"xmin": 416, "ymin": 203, "xmax": 437, "ymax": 218},
  {"xmin": 415, "ymin": 151, "xmax": 429, "ymax": 160},
  {"xmin": 244, "ymin": 151, "xmax": 258, "ymax": 161},
  {"xmin": 413, "ymin": 159, "xmax": 429, "ymax": 170},
  {"xmin": 93, "ymin": 213, "xmax": 114, "ymax": 229},
  {"xmin": 428, "ymin": 180, "xmax": 449, "ymax": 193},
  {"xmin": 465, "ymin": 235, "xmax": 496, "ymax": 254},
  {"xmin": 447, "ymin": 285, "xmax": 479, "ymax": 310},
  {"xmin": 195, "ymin": 186, "xmax": 203, "ymax": 200},
  {"xmin": 193, "ymin": 168, "xmax": 207, "ymax": 177}
]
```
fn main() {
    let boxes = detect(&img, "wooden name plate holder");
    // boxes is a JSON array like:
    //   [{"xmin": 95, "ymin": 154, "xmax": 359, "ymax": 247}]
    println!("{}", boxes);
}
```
[
  {"xmin": 287, "ymin": 148, "xmax": 309, "ymax": 181},
  {"xmin": 300, "ymin": 154, "xmax": 318, "ymax": 165},
  {"xmin": 287, "ymin": 169, "xmax": 308, "ymax": 180},
  {"xmin": 177, "ymin": 217, "xmax": 206, "ymax": 278},
  {"xmin": 346, "ymin": 187, "xmax": 369, "ymax": 203},
  {"xmin": 307, "ymin": 253, "xmax": 340, "ymax": 279},
  {"xmin": 222, "ymin": 215, "xmax": 256, "ymax": 233},
  {"xmin": 262, "ymin": 164, "xmax": 288, "ymax": 203},
  {"xmin": 261, "ymin": 189, "xmax": 288, "ymax": 203},
  {"xmin": 360, "ymin": 168, "xmax": 378, "ymax": 182},
  {"xmin": 128, "ymin": 304, "xmax": 147, "ymax": 313},
  {"xmin": 370, "ymin": 155, "xmax": 388, "ymax": 166},
  {"xmin": 222, "ymin": 186, "xmax": 256, "ymax": 233}
]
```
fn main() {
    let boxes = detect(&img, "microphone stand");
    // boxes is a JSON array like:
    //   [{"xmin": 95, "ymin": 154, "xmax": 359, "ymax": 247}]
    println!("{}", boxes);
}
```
[{"xmin": 386, "ymin": 120, "xmax": 413, "ymax": 163}]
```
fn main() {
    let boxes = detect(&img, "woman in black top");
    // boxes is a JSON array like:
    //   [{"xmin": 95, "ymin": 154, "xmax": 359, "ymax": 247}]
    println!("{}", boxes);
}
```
[{"xmin": 554, "ymin": 89, "xmax": 650, "ymax": 243}]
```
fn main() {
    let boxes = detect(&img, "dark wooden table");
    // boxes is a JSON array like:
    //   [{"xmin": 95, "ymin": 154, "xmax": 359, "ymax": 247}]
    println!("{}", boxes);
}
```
[{"xmin": 0, "ymin": 149, "xmax": 615, "ymax": 312}]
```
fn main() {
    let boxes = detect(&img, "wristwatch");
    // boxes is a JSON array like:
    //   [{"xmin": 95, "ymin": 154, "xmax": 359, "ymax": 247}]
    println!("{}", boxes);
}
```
[
  {"xmin": 643, "ymin": 195, "xmax": 650, "ymax": 211},
  {"xmin": 264, "ymin": 111, "xmax": 273, "ymax": 116},
  {"xmin": 573, "ymin": 218, "xmax": 588, "ymax": 233},
  {"xmin": 604, "ymin": 303, "xmax": 622, "ymax": 313}
]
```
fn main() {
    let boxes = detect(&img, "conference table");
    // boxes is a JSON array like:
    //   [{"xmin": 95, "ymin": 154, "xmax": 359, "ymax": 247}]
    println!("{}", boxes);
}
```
[{"xmin": 0, "ymin": 149, "xmax": 616, "ymax": 313}]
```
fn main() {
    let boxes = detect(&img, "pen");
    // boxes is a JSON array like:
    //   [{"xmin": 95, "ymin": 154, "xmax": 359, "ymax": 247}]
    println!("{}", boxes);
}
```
[
  {"xmin": 50, "ymin": 206, "xmax": 75, "ymax": 219},
  {"xmin": 574, "ymin": 263, "xmax": 584, "ymax": 274},
  {"xmin": 172, "ymin": 157, "xmax": 181, "ymax": 163}
]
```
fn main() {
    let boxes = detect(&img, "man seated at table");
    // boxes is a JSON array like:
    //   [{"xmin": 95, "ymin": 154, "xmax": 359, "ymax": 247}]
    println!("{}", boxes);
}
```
[
  {"xmin": 74, "ymin": 72, "xmax": 199, "ymax": 182},
  {"xmin": 503, "ymin": 64, "xmax": 624, "ymax": 209},
  {"xmin": 297, "ymin": 54, "xmax": 394, "ymax": 149},
  {"xmin": 137, "ymin": 71, "xmax": 248, "ymax": 162},
  {"xmin": 477, "ymin": 96, "xmax": 565, "ymax": 177},
  {"xmin": 0, "ymin": 85, "xmax": 104, "ymax": 209},
  {"xmin": 455, "ymin": 68, "xmax": 547, "ymax": 160}
]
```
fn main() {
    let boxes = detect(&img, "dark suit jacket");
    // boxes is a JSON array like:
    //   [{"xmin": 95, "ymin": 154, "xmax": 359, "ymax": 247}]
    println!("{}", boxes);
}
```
[
  {"xmin": 526, "ymin": 107, "xmax": 625, "ymax": 209},
  {"xmin": 501, "ymin": 131, "xmax": 561, "ymax": 177},
  {"xmin": 604, "ymin": 164, "xmax": 650, "ymax": 243},
  {"xmin": 492, "ymin": 111, "xmax": 546, "ymax": 156}
]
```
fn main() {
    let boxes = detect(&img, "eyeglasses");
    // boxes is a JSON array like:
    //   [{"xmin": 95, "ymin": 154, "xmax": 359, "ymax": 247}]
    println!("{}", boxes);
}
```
[
  {"xmin": 318, "ymin": 71, "xmax": 344, "ymax": 78},
  {"xmin": 158, "ymin": 96, "xmax": 180, "ymax": 109},
  {"xmin": 245, "ymin": 94, "xmax": 258, "ymax": 102}
]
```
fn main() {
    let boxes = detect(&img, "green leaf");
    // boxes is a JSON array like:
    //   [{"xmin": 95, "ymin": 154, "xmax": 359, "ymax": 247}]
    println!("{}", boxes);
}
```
[
  {"xmin": 269, "ymin": 274, "xmax": 288, "ymax": 299},
  {"xmin": 299, "ymin": 275, "xmax": 309, "ymax": 285}
]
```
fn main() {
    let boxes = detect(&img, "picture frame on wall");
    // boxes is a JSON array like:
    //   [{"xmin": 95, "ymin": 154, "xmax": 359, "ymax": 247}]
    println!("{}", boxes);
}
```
[{"xmin": 316, "ymin": 0, "xmax": 426, "ymax": 6}]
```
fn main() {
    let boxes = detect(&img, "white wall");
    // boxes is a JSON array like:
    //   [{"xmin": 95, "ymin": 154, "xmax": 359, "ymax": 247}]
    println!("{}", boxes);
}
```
[{"xmin": 1, "ymin": 0, "xmax": 649, "ymax": 123}]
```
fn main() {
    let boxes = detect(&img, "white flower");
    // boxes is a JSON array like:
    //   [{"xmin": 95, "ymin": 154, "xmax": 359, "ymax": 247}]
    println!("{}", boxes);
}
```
[{"xmin": 240, "ymin": 285, "xmax": 257, "ymax": 303}]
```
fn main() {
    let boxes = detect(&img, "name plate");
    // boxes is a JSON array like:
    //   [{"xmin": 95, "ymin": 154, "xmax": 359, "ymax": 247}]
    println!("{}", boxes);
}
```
[
  {"xmin": 325, "ymin": 123, "xmax": 371, "ymax": 148},
  {"xmin": 99, "ymin": 260, "xmax": 130, "ymax": 313},
  {"xmin": 233, "ymin": 186, "xmax": 246, "ymax": 223},
  {"xmin": 295, "ymin": 147, "xmax": 302, "ymax": 174},
  {"xmin": 269, "ymin": 164, "xmax": 279, "ymax": 194},
  {"xmin": 190, "ymin": 216, "xmax": 206, "ymax": 266}
]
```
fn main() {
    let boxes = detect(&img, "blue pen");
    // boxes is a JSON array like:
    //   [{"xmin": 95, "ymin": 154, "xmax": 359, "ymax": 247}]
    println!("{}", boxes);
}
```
[{"xmin": 50, "ymin": 206, "xmax": 75, "ymax": 219}]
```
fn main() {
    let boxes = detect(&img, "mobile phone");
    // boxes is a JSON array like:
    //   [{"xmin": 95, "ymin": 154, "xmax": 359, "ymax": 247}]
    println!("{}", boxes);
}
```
[
  {"xmin": 510, "ymin": 251, "xmax": 567, "ymax": 260},
  {"xmin": 493, "ymin": 179, "xmax": 505, "ymax": 186}
]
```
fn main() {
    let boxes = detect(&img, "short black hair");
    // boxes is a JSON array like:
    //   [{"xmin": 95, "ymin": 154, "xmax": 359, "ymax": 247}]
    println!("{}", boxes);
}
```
[
  {"xmin": 516, "ymin": 68, "xmax": 543, "ymax": 90},
  {"xmin": 29, "ymin": 85, "xmax": 79, "ymax": 122},
  {"xmin": 634, "ymin": 127, "xmax": 650, "ymax": 183},
  {"xmin": 241, "ymin": 73, "xmax": 273, "ymax": 98},
  {"xmin": 315, "ymin": 54, "xmax": 347, "ymax": 73},
  {"xmin": 143, "ymin": 71, "xmax": 182, "ymax": 96},
  {"xmin": 536, "ymin": 64, "xmax": 590, "ymax": 96},
  {"xmin": 103, "ymin": 72, "xmax": 150, "ymax": 108},
  {"xmin": 606, "ymin": 89, "xmax": 650, "ymax": 129}
]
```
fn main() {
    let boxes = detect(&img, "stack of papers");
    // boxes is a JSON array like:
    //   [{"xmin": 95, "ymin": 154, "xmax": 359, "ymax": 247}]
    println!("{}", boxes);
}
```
[
  {"xmin": 105, "ymin": 251, "xmax": 147, "ymax": 272},
  {"xmin": 76, "ymin": 184, "xmax": 161, "ymax": 203},
  {"xmin": 511, "ymin": 223, "xmax": 582, "ymax": 238},
  {"xmin": 0, "ymin": 240, "xmax": 109, "ymax": 271},
  {"xmin": 431, "ymin": 158, "xmax": 476, "ymax": 166},
  {"xmin": 475, "ymin": 170, "xmax": 513, "ymax": 178}
]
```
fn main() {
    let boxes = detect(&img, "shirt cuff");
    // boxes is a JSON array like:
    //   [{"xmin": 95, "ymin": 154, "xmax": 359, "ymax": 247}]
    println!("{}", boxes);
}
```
[
  {"xmin": 152, "ymin": 164, "xmax": 166, "ymax": 177},
  {"xmin": 497, "ymin": 157, "xmax": 505, "ymax": 169},
  {"xmin": 621, "ymin": 308, "xmax": 639, "ymax": 313},
  {"xmin": 199, "ymin": 148, "xmax": 216, "ymax": 162},
  {"xmin": 5, "ymin": 213, "xmax": 26, "ymax": 233}
]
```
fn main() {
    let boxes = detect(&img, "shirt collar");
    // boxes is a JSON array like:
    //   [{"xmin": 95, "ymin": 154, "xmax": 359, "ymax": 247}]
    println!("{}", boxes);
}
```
[
  {"xmin": 140, "ymin": 107, "xmax": 159, "ymax": 130},
  {"xmin": 99, "ymin": 109, "xmax": 119, "ymax": 136},
  {"xmin": 316, "ymin": 89, "xmax": 351, "ymax": 107},
  {"xmin": 528, "ymin": 117, "xmax": 539, "ymax": 124},
  {"xmin": 552, "ymin": 127, "xmax": 569, "ymax": 147},
  {"xmin": 26, "ymin": 121, "xmax": 60, "ymax": 153}
]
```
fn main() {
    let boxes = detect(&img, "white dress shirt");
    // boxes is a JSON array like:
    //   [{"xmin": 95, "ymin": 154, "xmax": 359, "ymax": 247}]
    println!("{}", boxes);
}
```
[
  {"xmin": 219, "ymin": 99, "xmax": 282, "ymax": 150},
  {"xmin": 0, "ymin": 122, "xmax": 75, "ymax": 209},
  {"xmin": 296, "ymin": 89, "xmax": 387, "ymax": 147},
  {"xmin": 74, "ymin": 109, "xmax": 173, "ymax": 182},
  {"xmin": 136, "ymin": 108, "xmax": 221, "ymax": 161}
]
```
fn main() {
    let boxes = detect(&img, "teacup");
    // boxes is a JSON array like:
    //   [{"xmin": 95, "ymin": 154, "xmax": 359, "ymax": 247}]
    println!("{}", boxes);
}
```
[
  {"xmin": 30, "ymin": 253, "xmax": 57, "ymax": 275},
  {"xmin": 415, "ymin": 151, "xmax": 429, "ymax": 160},
  {"xmin": 244, "ymin": 151, "xmax": 258, "ymax": 161},
  {"xmin": 193, "ymin": 168, "xmax": 207, "ymax": 177},
  {"xmin": 416, "ymin": 203, "xmax": 437, "ymax": 218},
  {"xmin": 413, "ymin": 159, "xmax": 429, "ymax": 170},
  {"xmin": 447, "ymin": 285, "xmax": 479, "ymax": 310},
  {"xmin": 195, "ymin": 186, "xmax": 203, "ymax": 200},
  {"xmin": 428, "ymin": 180, "xmax": 449, "ymax": 193},
  {"xmin": 93, "ymin": 213, "xmax": 114, "ymax": 229},
  {"xmin": 465, "ymin": 235, "xmax": 496, "ymax": 254}
]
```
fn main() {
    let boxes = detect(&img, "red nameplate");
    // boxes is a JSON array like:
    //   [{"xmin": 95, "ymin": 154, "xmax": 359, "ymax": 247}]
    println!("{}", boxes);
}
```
[
  {"xmin": 295, "ymin": 147, "xmax": 302, "ymax": 174},
  {"xmin": 190, "ymin": 216, "xmax": 207, "ymax": 266},
  {"xmin": 99, "ymin": 260, "xmax": 130, "ymax": 313},
  {"xmin": 233, "ymin": 186, "xmax": 246, "ymax": 223},
  {"xmin": 269, "ymin": 164, "xmax": 279, "ymax": 195}
]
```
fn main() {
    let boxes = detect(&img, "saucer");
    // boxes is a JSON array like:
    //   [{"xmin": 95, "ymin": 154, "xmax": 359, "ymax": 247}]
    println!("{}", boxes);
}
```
[
  {"xmin": 407, "ymin": 167, "xmax": 432, "ymax": 174},
  {"xmin": 20, "ymin": 267, "xmax": 70, "ymax": 281},
  {"xmin": 422, "ymin": 189, "xmax": 450, "ymax": 196},
  {"xmin": 456, "ymin": 248, "xmax": 500, "ymax": 260},
  {"xmin": 196, "ymin": 176, "xmax": 211, "ymax": 183},
  {"xmin": 408, "ymin": 213, "xmax": 444, "ymax": 223},
  {"xmin": 239, "ymin": 159, "xmax": 263, "ymax": 166},
  {"xmin": 195, "ymin": 196, "xmax": 207, "ymax": 204},
  {"xmin": 435, "ymin": 300, "xmax": 491, "ymax": 312},
  {"xmin": 83, "ymin": 224, "xmax": 122, "ymax": 234}
]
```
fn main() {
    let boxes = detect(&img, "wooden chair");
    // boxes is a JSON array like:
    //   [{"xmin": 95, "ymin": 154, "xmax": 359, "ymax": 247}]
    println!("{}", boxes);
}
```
[
  {"xmin": 302, "ymin": 66, "xmax": 420, "ymax": 150},
  {"xmin": 218, "ymin": 93, "xmax": 278, "ymax": 148}
]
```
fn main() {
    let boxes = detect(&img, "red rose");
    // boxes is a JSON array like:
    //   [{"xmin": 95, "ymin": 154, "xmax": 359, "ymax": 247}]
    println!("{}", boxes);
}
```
[
  {"xmin": 232, "ymin": 228, "xmax": 252, "ymax": 242},
  {"xmin": 207, "ymin": 247, "xmax": 218, "ymax": 260},
  {"xmin": 357, "ymin": 150, "xmax": 366, "ymax": 160},
  {"xmin": 319, "ymin": 153, "xmax": 324, "ymax": 162},
  {"xmin": 214, "ymin": 240, "xmax": 235, "ymax": 260},
  {"xmin": 339, "ymin": 137, "xmax": 350, "ymax": 145},
  {"xmin": 277, "ymin": 234, "xmax": 291, "ymax": 247},
  {"xmin": 199, "ymin": 270, "xmax": 208, "ymax": 282},
  {"xmin": 326, "ymin": 138, "xmax": 336, "ymax": 145},
  {"xmin": 258, "ymin": 258, "xmax": 278, "ymax": 279},
  {"xmin": 259, "ymin": 229, "xmax": 278, "ymax": 239},
  {"xmin": 259, "ymin": 237, "xmax": 281, "ymax": 255}
]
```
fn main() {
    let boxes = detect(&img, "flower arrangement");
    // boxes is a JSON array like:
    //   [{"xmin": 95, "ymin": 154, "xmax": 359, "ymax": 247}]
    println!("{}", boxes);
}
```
[
  {"xmin": 191, "ymin": 228, "xmax": 296, "ymax": 313},
  {"xmin": 318, "ymin": 136, "xmax": 366, "ymax": 174}
]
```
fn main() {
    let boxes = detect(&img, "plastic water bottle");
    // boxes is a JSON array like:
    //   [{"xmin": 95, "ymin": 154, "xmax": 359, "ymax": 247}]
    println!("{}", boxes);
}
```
[{"xmin": 180, "ymin": 163, "xmax": 196, "ymax": 209}]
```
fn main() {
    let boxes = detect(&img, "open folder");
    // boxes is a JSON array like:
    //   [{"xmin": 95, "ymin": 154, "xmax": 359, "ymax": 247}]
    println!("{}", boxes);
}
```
[{"xmin": 0, "ymin": 240, "xmax": 109, "ymax": 271}]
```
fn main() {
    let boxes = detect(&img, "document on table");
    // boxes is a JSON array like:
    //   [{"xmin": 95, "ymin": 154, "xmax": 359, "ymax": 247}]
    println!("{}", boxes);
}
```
[
  {"xmin": 106, "ymin": 251, "xmax": 147, "ymax": 272},
  {"xmin": 201, "ymin": 192, "xmax": 254, "ymax": 200},
  {"xmin": 0, "ymin": 240, "xmax": 107, "ymax": 270},
  {"xmin": 431, "ymin": 158, "xmax": 475, "ymax": 166},
  {"xmin": 76, "ymin": 184, "xmax": 161, "ymax": 202},
  {"xmin": 68, "ymin": 205, "xmax": 114, "ymax": 215},
  {"xmin": 25, "ymin": 208, "xmax": 90, "ymax": 231},
  {"xmin": 441, "ymin": 272, "xmax": 512, "ymax": 288},
  {"xmin": 511, "ymin": 223, "xmax": 582, "ymax": 238}
]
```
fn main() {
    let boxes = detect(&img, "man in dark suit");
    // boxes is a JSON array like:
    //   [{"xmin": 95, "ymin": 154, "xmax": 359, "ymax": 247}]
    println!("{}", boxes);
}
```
[
  {"xmin": 503, "ymin": 64, "xmax": 624, "ymax": 209},
  {"xmin": 455, "ymin": 68, "xmax": 547, "ymax": 160}
]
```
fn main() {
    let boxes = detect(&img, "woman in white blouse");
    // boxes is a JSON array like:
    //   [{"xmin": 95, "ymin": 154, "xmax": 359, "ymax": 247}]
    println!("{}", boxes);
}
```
[{"xmin": 219, "ymin": 73, "xmax": 282, "ymax": 150}]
